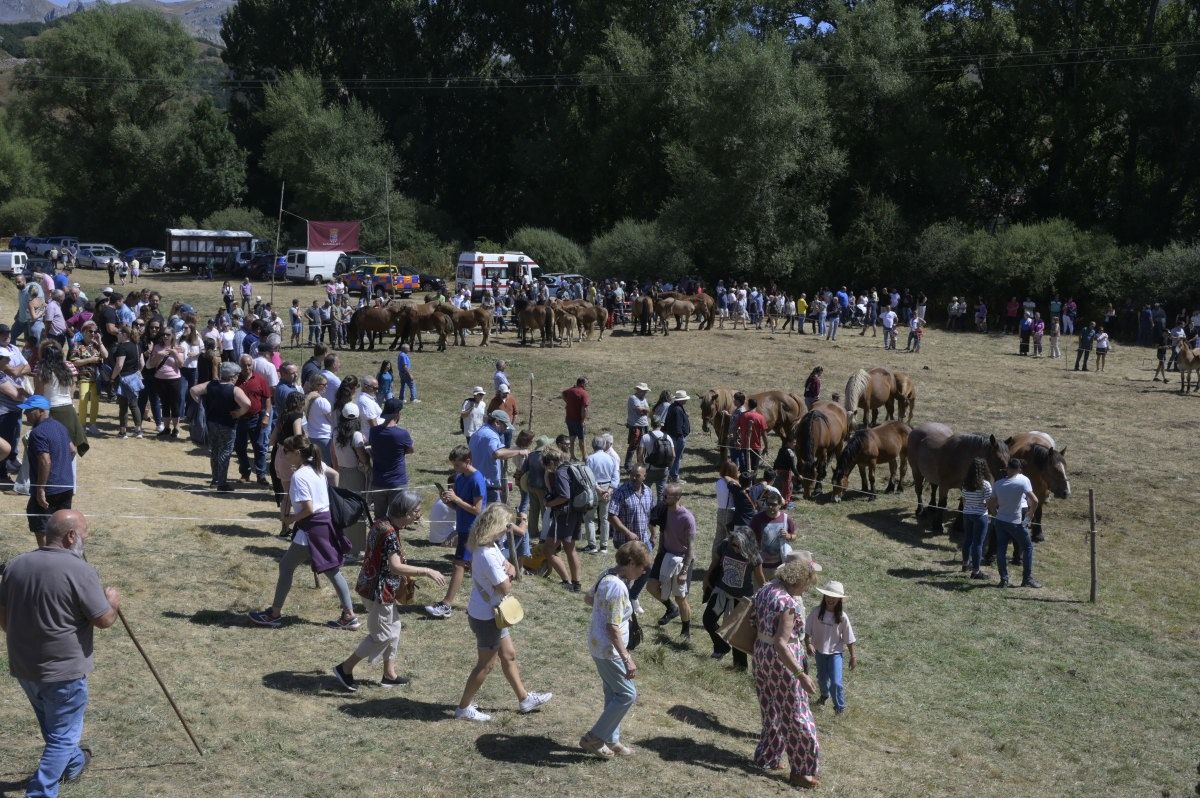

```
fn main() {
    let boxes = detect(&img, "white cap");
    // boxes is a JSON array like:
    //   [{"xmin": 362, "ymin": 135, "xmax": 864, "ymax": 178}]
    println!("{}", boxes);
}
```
[{"xmin": 499, "ymin": 384, "xmax": 511, "ymax": 393}]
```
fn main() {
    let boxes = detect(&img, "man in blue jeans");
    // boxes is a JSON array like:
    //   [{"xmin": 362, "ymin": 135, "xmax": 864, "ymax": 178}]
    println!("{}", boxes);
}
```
[
  {"xmin": 0, "ymin": 509, "xmax": 120, "ymax": 797},
  {"xmin": 987, "ymin": 458, "xmax": 1042, "ymax": 588}
]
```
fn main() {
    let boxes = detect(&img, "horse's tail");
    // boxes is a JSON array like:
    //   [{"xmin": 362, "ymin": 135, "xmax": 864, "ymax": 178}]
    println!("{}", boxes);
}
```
[
  {"xmin": 832, "ymin": 429, "xmax": 863, "ymax": 483},
  {"xmin": 800, "ymin": 411, "xmax": 818, "ymax": 468},
  {"xmin": 844, "ymin": 369, "xmax": 869, "ymax": 413}
]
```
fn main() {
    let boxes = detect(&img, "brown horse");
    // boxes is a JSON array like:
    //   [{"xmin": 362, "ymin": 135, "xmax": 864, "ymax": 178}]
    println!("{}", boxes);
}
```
[
  {"xmin": 699, "ymin": 388, "xmax": 804, "ymax": 455},
  {"xmin": 907, "ymin": 422, "xmax": 1010, "ymax": 529},
  {"xmin": 699, "ymin": 388, "xmax": 738, "ymax": 442},
  {"xmin": 660, "ymin": 291, "xmax": 716, "ymax": 330},
  {"xmin": 843, "ymin": 367, "xmax": 916, "ymax": 426},
  {"xmin": 653, "ymin": 297, "xmax": 694, "ymax": 334},
  {"xmin": 634, "ymin": 295, "xmax": 655, "ymax": 335},
  {"xmin": 447, "ymin": 307, "xmax": 492, "ymax": 346},
  {"xmin": 347, "ymin": 305, "xmax": 395, "ymax": 351},
  {"xmin": 555, "ymin": 311, "xmax": 579, "ymax": 346},
  {"xmin": 566, "ymin": 302, "xmax": 608, "ymax": 340},
  {"xmin": 1177, "ymin": 338, "xmax": 1200, "ymax": 393},
  {"xmin": 518, "ymin": 304, "xmax": 556, "ymax": 347},
  {"xmin": 793, "ymin": 400, "xmax": 851, "ymax": 498},
  {"xmin": 392, "ymin": 303, "xmax": 451, "ymax": 352},
  {"xmin": 1004, "ymin": 431, "xmax": 1070, "ymax": 542},
  {"xmin": 830, "ymin": 421, "xmax": 911, "ymax": 502}
]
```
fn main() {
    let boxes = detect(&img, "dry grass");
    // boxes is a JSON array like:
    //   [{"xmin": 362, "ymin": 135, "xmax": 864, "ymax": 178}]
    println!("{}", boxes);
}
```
[{"xmin": 0, "ymin": 271, "xmax": 1196, "ymax": 798}]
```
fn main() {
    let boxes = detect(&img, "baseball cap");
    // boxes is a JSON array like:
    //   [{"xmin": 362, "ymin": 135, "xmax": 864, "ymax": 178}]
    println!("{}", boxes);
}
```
[
  {"xmin": 382, "ymin": 398, "xmax": 404, "ymax": 419},
  {"xmin": 0, "ymin": 324, "xmax": 10, "ymax": 335},
  {"xmin": 488, "ymin": 409, "xmax": 513, "ymax": 429},
  {"xmin": 341, "ymin": 403, "xmax": 361, "ymax": 419},
  {"xmin": 499, "ymin": 384, "xmax": 511, "ymax": 394},
  {"xmin": 18, "ymin": 395, "xmax": 51, "ymax": 412}
]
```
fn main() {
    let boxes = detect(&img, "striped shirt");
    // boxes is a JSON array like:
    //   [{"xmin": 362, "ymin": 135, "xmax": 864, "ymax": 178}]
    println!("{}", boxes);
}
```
[
  {"xmin": 609, "ymin": 481, "xmax": 655, "ymax": 548},
  {"xmin": 962, "ymin": 482, "xmax": 992, "ymax": 516}
]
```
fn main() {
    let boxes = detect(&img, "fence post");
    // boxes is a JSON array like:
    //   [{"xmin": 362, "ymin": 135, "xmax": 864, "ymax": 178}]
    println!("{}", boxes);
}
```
[
  {"xmin": 1088, "ymin": 489, "xmax": 1097, "ymax": 603},
  {"xmin": 527, "ymin": 373, "xmax": 534, "ymax": 431}
]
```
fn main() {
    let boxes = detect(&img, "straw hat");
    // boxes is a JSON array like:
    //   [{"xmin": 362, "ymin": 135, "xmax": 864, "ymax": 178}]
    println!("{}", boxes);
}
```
[
  {"xmin": 816, "ymin": 580, "xmax": 848, "ymax": 598},
  {"xmin": 634, "ymin": 382, "xmax": 649, "ymax": 392},
  {"xmin": 672, "ymin": 390, "xmax": 690, "ymax": 402}
]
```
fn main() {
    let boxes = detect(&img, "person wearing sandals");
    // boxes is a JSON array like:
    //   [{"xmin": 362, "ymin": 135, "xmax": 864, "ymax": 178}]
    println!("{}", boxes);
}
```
[
  {"xmin": 454, "ymin": 503, "xmax": 552, "ymax": 722},
  {"xmin": 249, "ymin": 435, "xmax": 360, "ymax": 630},
  {"xmin": 752, "ymin": 552, "xmax": 823, "ymax": 790},
  {"xmin": 331, "ymin": 490, "xmax": 446, "ymax": 692},
  {"xmin": 580, "ymin": 540, "xmax": 653, "ymax": 759}
]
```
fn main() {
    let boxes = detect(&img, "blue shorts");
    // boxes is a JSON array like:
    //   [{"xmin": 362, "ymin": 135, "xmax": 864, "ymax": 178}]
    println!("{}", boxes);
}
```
[
  {"xmin": 566, "ymin": 420, "xmax": 585, "ymax": 438},
  {"xmin": 453, "ymin": 529, "xmax": 472, "ymax": 563},
  {"xmin": 291, "ymin": 322, "xmax": 302, "ymax": 334}
]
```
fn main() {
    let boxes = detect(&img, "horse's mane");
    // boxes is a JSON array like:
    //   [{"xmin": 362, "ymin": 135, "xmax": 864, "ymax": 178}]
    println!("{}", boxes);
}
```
[
  {"xmin": 844, "ymin": 369, "xmax": 869, "ymax": 412},
  {"xmin": 833, "ymin": 429, "xmax": 865, "ymax": 481},
  {"xmin": 1023, "ymin": 443, "xmax": 1057, "ymax": 469},
  {"xmin": 957, "ymin": 433, "xmax": 991, "ymax": 450},
  {"xmin": 800, "ymin": 411, "xmax": 818, "ymax": 467}
]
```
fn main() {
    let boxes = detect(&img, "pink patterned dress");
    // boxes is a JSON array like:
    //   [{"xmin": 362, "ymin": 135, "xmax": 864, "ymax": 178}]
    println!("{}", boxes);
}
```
[{"xmin": 752, "ymin": 580, "xmax": 820, "ymax": 776}]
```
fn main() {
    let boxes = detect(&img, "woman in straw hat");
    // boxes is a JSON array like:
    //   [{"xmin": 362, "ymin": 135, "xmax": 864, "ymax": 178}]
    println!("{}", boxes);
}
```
[
  {"xmin": 751, "ymin": 551, "xmax": 823, "ymax": 789},
  {"xmin": 805, "ymin": 580, "xmax": 858, "ymax": 715}
]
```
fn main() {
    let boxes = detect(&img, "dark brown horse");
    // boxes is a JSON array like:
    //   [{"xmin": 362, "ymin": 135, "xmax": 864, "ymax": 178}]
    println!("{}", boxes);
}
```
[
  {"xmin": 843, "ymin": 367, "xmax": 916, "ymax": 426},
  {"xmin": 700, "ymin": 388, "xmax": 804, "ymax": 456},
  {"xmin": 634, "ymin": 295, "xmax": 655, "ymax": 336},
  {"xmin": 907, "ymin": 422, "xmax": 1010, "ymax": 529},
  {"xmin": 1004, "ymin": 431, "xmax": 1070, "ymax": 542},
  {"xmin": 392, "ymin": 303, "xmax": 451, "ymax": 352},
  {"xmin": 347, "ymin": 305, "xmax": 395, "ymax": 351},
  {"xmin": 793, "ymin": 400, "xmax": 851, "ymax": 498},
  {"xmin": 518, "ymin": 304, "xmax": 556, "ymax": 347},
  {"xmin": 447, "ymin": 307, "xmax": 492, "ymax": 346},
  {"xmin": 700, "ymin": 388, "xmax": 738, "ymax": 444},
  {"xmin": 831, "ymin": 421, "xmax": 911, "ymax": 502}
]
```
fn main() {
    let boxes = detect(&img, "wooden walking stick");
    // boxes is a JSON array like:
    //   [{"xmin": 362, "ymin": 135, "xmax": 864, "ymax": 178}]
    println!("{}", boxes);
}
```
[{"xmin": 117, "ymin": 608, "xmax": 205, "ymax": 756}]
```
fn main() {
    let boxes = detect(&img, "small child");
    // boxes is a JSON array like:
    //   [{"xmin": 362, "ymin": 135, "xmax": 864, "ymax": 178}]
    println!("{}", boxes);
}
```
[
  {"xmin": 805, "ymin": 581, "xmax": 858, "ymax": 714},
  {"xmin": 1049, "ymin": 318, "xmax": 1061, "ymax": 358},
  {"xmin": 377, "ymin": 361, "xmax": 394, "ymax": 401}
]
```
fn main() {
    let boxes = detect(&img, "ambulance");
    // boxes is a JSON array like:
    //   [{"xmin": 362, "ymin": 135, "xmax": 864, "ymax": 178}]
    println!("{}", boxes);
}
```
[{"xmin": 454, "ymin": 252, "xmax": 540, "ymax": 301}]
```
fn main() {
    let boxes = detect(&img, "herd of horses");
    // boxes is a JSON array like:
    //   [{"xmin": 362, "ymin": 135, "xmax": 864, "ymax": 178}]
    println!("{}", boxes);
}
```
[
  {"xmin": 699, "ymin": 367, "xmax": 1071, "ymax": 543},
  {"xmin": 342, "ymin": 290, "xmax": 724, "ymax": 352}
]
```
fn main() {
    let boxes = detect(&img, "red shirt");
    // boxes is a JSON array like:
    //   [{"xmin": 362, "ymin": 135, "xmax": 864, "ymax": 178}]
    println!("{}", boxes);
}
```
[
  {"xmin": 236, "ymin": 372, "xmax": 271, "ymax": 416},
  {"xmin": 737, "ymin": 410, "xmax": 767, "ymax": 451},
  {"xmin": 562, "ymin": 386, "xmax": 589, "ymax": 423}
]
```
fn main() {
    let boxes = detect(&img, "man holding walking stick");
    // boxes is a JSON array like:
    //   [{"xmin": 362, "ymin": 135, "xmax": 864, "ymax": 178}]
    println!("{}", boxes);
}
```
[{"xmin": 0, "ymin": 509, "xmax": 120, "ymax": 796}]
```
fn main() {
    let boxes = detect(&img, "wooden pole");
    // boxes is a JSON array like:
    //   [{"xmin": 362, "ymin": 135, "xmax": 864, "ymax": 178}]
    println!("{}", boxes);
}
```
[
  {"xmin": 271, "ymin": 182, "xmax": 284, "ymax": 310},
  {"xmin": 117, "ymin": 608, "xmax": 205, "ymax": 756},
  {"xmin": 1088, "ymin": 489, "xmax": 1097, "ymax": 603},
  {"xmin": 527, "ymin": 373, "xmax": 534, "ymax": 431},
  {"xmin": 507, "ymin": 527, "xmax": 521, "ymax": 581}
]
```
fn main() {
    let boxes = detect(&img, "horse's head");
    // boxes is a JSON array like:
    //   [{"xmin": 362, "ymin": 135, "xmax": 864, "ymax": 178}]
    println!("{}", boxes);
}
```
[
  {"xmin": 986, "ymin": 434, "xmax": 1011, "ymax": 478},
  {"xmin": 1046, "ymin": 446, "xmax": 1071, "ymax": 499},
  {"xmin": 830, "ymin": 453, "xmax": 850, "ymax": 503},
  {"xmin": 699, "ymin": 391, "xmax": 715, "ymax": 432}
]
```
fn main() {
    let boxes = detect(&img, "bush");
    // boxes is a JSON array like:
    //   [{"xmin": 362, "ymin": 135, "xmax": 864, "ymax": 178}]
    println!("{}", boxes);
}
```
[
  {"xmin": 505, "ymin": 227, "xmax": 586, "ymax": 275},
  {"xmin": 0, "ymin": 197, "xmax": 49, "ymax": 235},
  {"xmin": 201, "ymin": 206, "xmax": 274, "ymax": 243},
  {"xmin": 1135, "ymin": 243, "xmax": 1200, "ymax": 307},
  {"xmin": 587, "ymin": 219, "xmax": 691, "ymax": 283}
]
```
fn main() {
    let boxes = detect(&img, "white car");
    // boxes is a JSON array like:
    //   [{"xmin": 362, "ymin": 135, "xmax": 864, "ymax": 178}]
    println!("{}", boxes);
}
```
[
  {"xmin": 76, "ymin": 243, "xmax": 121, "ymax": 270},
  {"xmin": 123, "ymin": 247, "xmax": 167, "ymax": 271}
]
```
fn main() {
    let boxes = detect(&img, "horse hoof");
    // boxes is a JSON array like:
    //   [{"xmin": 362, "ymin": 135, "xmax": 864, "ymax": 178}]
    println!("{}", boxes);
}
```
[
  {"xmin": 1031, "ymin": 532, "xmax": 1044, "ymax": 543},
  {"xmin": 867, "ymin": 494, "xmax": 877, "ymax": 502},
  {"xmin": 833, "ymin": 495, "xmax": 841, "ymax": 504}
]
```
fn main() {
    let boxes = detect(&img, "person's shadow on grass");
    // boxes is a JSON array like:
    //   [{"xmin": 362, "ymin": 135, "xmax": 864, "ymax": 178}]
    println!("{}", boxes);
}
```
[
  {"xmin": 338, "ymin": 697, "xmax": 452, "ymax": 722},
  {"xmin": 667, "ymin": 705, "xmax": 757, "ymax": 740},
  {"xmin": 637, "ymin": 735, "xmax": 759, "ymax": 774},
  {"xmin": 474, "ymin": 733, "xmax": 591, "ymax": 767}
]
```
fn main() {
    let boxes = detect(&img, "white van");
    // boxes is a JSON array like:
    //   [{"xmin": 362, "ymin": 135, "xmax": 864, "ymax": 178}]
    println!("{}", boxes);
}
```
[
  {"xmin": 455, "ymin": 252, "xmax": 540, "ymax": 301},
  {"xmin": 285, "ymin": 249, "xmax": 344, "ymax": 284},
  {"xmin": 0, "ymin": 251, "xmax": 28, "ymax": 276}
]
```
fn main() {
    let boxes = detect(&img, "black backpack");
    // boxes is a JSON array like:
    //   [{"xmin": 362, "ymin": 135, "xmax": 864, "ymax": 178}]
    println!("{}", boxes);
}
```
[
  {"xmin": 647, "ymin": 434, "xmax": 673, "ymax": 468},
  {"xmin": 330, "ymin": 485, "xmax": 372, "ymax": 532}
]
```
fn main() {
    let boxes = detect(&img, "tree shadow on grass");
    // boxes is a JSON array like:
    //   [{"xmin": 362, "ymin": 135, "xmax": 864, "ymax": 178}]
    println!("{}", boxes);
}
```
[
  {"xmin": 338, "ymin": 697, "xmax": 452, "ymax": 722},
  {"xmin": 162, "ymin": 609, "xmax": 323, "ymax": 629},
  {"xmin": 142, "ymin": 478, "xmax": 265, "ymax": 500},
  {"xmin": 667, "ymin": 705, "xmax": 757, "ymax": 741},
  {"xmin": 637, "ymin": 735, "xmax": 759, "ymax": 775},
  {"xmin": 474, "ymin": 734, "xmax": 591, "ymax": 767},
  {"xmin": 848, "ymin": 507, "xmax": 944, "ymax": 551}
]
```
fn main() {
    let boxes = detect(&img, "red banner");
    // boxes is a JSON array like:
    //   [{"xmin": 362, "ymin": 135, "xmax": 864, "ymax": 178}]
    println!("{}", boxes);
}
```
[{"xmin": 307, "ymin": 221, "xmax": 360, "ymax": 251}]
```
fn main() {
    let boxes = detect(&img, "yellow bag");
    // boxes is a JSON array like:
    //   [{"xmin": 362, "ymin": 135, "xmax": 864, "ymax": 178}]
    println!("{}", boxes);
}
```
[{"xmin": 494, "ymin": 594, "xmax": 525, "ymax": 629}]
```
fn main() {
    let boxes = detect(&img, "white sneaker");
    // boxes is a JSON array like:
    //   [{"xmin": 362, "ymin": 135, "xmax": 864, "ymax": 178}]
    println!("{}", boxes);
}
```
[
  {"xmin": 455, "ymin": 705, "xmax": 491, "ymax": 722},
  {"xmin": 518, "ymin": 691, "xmax": 552, "ymax": 714},
  {"xmin": 156, "ymin": 422, "xmax": 165, "ymax": 433},
  {"xmin": 424, "ymin": 602, "xmax": 452, "ymax": 619},
  {"xmin": 633, "ymin": 600, "xmax": 645, "ymax": 615}
]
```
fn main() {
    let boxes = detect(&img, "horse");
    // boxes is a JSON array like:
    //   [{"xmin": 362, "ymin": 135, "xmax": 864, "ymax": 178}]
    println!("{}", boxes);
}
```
[
  {"xmin": 392, "ymin": 303, "xmax": 451, "ymax": 352},
  {"xmin": 843, "ymin": 367, "xmax": 915, "ymax": 426},
  {"xmin": 518, "ymin": 304, "xmax": 556, "ymax": 347},
  {"xmin": 447, "ymin": 307, "xmax": 492, "ymax": 347},
  {"xmin": 347, "ymin": 305, "xmax": 395, "ymax": 351},
  {"xmin": 660, "ymin": 291, "xmax": 716, "ymax": 330},
  {"xmin": 830, "ymin": 421, "xmax": 911, "ymax": 502},
  {"xmin": 699, "ymin": 388, "xmax": 738, "ymax": 445},
  {"xmin": 699, "ymin": 388, "xmax": 804, "ymax": 455},
  {"xmin": 793, "ymin": 400, "xmax": 851, "ymax": 498},
  {"xmin": 567, "ymin": 302, "xmax": 608, "ymax": 340},
  {"xmin": 555, "ymin": 311, "xmax": 579, "ymax": 346},
  {"xmin": 634, "ymin": 295, "xmax": 655, "ymax": 336},
  {"xmin": 907, "ymin": 422, "xmax": 1010, "ymax": 529},
  {"xmin": 653, "ymin": 297, "xmax": 693, "ymax": 334},
  {"xmin": 1004, "ymin": 431, "xmax": 1070, "ymax": 542},
  {"xmin": 1177, "ymin": 338, "xmax": 1200, "ymax": 393}
]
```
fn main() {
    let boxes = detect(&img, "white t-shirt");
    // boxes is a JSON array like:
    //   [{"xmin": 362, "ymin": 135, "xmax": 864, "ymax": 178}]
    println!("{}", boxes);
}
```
[
  {"xmin": 992, "ymin": 474, "xmax": 1033, "ymax": 524},
  {"xmin": 306, "ymin": 397, "xmax": 333, "ymax": 439},
  {"xmin": 253, "ymin": 356, "xmax": 279, "ymax": 388},
  {"xmin": 357, "ymin": 393, "xmax": 382, "ymax": 433},
  {"xmin": 714, "ymin": 477, "xmax": 732, "ymax": 510},
  {"xmin": 220, "ymin": 330, "xmax": 235, "ymax": 352},
  {"xmin": 289, "ymin": 464, "xmax": 331, "ymax": 547},
  {"xmin": 462, "ymin": 399, "xmax": 486, "ymax": 439},
  {"xmin": 182, "ymin": 342, "xmax": 201, "ymax": 370},
  {"xmin": 881, "ymin": 310, "xmax": 897, "ymax": 330},
  {"xmin": 333, "ymin": 430, "xmax": 365, "ymax": 472},
  {"xmin": 588, "ymin": 573, "xmax": 631, "ymax": 660},
  {"xmin": 805, "ymin": 606, "xmax": 856, "ymax": 655},
  {"xmin": 467, "ymin": 544, "xmax": 510, "ymax": 621}
]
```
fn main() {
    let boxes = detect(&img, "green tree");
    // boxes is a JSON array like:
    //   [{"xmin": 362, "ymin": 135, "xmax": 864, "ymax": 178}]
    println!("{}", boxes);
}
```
[
  {"xmin": 14, "ymin": 6, "xmax": 245, "ymax": 244},
  {"xmin": 660, "ymin": 33, "xmax": 843, "ymax": 278},
  {"xmin": 506, "ymin": 227, "xmax": 586, "ymax": 275},
  {"xmin": 587, "ymin": 219, "xmax": 690, "ymax": 283},
  {"xmin": 201, "ymin": 206, "xmax": 276, "ymax": 243}
]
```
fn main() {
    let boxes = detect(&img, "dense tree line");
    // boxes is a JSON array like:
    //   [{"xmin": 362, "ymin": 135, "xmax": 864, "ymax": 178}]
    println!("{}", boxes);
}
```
[{"xmin": 2, "ymin": 1, "xmax": 1200, "ymax": 306}]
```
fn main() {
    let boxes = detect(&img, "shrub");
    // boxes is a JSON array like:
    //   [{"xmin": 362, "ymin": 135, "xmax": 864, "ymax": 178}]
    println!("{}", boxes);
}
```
[
  {"xmin": 505, "ymin": 227, "xmax": 586, "ymax": 275},
  {"xmin": 587, "ymin": 219, "xmax": 691, "ymax": 283}
]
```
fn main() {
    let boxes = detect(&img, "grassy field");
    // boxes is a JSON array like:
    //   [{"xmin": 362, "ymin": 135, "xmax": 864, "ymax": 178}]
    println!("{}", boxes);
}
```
[{"xmin": 0, "ymin": 270, "xmax": 1196, "ymax": 798}]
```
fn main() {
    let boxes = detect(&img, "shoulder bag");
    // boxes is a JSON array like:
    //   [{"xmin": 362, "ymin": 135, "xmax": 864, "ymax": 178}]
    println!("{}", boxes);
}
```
[
  {"xmin": 717, "ymin": 597, "xmax": 757, "ymax": 654},
  {"xmin": 494, "ymin": 594, "xmax": 524, "ymax": 629}
]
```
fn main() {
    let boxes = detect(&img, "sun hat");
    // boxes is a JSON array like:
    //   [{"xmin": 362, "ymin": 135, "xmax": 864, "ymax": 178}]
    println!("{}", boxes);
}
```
[
  {"xmin": 498, "ymin": 384, "xmax": 511, "ymax": 394},
  {"xmin": 341, "ymin": 403, "xmax": 361, "ymax": 420},
  {"xmin": 18, "ymin": 395, "xmax": 51, "ymax": 412},
  {"xmin": 472, "ymin": 386, "xmax": 485, "ymax": 396},
  {"xmin": 816, "ymin": 580, "xmax": 848, "ymax": 599},
  {"xmin": 672, "ymin": 390, "xmax": 690, "ymax": 402},
  {"xmin": 634, "ymin": 382, "xmax": 649, "ymax": 392}
]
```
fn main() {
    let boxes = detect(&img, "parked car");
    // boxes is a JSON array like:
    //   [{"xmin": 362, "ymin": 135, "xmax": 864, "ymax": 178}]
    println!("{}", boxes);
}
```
[
  {"xmin": 0, "ymin": 251, "xmax": 28, "ymax": 275},
  {"xmin": 335, "ymin": 252, "xmax": 382, "ymax": 275},
  {"xmin": 45, "ymin": 236, "xmax": 79, "ymax": 253},
  {"xmin": 344, "ymin": 264, "xmax": 420, "ymax": 296},
  {"xmin": 7, "ymin": 234, "xmax": 31, "ymax": 252},
  {"xmin": 76, "ymin": 243, "xmax": 121, "ymax": 270},
  {"xmin": 248, "ymin": 252, "xmax": 286, "ymax": 280},
  {"xmin": 225, "ymin": 250, "xmax": 255, "ymax": 275},
  {"xmin": 21, "ymin": 237, "xmax": 49, "ymax": 255},
  {"xmin": 122, "ymin": 247, "xmax": 167, "ymax": 271}
]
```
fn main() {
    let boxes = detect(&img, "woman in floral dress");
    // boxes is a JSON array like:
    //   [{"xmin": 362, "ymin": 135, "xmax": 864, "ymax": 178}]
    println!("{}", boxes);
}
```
[{"xmin": 752, "ymin": 552, "xmax": 823, "ymax": 789}]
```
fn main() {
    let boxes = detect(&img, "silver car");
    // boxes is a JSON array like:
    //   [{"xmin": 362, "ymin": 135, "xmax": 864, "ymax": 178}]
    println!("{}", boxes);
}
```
[{"xmin": 76, "ymin": 243, "xmax": 121, "ymax": 270}]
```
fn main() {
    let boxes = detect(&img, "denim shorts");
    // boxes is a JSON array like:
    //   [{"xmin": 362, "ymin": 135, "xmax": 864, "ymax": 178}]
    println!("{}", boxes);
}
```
[{"xmin": 468, "ymin": 614, "xmax": 508, "ymax": 650}]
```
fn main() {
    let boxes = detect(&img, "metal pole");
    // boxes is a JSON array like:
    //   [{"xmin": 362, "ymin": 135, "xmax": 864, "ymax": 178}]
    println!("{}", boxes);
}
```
[
  {"xmin": 117, "ymin": 608, "xmax": 205, "ymax": 756},
  {"xmin": 271, "ymin": 182, "xmax": 284, "ymax": 310},
  {"xmin": 1088, "ymin": 489, "xmax": 1097, "ymax": 603},
  {"xmin": 385, "ymin": 176, "xmax": 392, "ymax": 265}
]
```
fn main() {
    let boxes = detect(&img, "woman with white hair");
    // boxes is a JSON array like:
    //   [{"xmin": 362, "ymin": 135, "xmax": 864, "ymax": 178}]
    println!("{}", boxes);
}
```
[
  {"xmin": 752, "ymin": 551, "xmax": 823, "ymax": 789},
  {"xmin": 454, "ymin": 503, "xmax": 552, "ymax": 722}
]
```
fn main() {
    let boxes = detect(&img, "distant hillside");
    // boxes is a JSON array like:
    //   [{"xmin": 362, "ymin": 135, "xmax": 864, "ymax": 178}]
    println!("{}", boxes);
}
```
[{"xmin": 0, "ymin": 0, "xmax": 233, "ymax": 44}]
